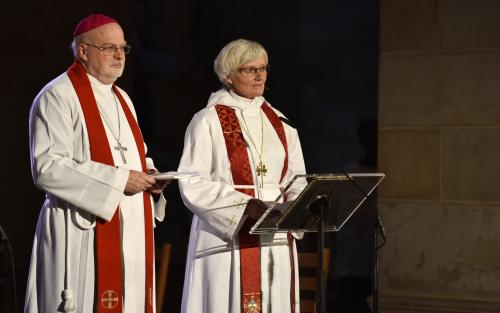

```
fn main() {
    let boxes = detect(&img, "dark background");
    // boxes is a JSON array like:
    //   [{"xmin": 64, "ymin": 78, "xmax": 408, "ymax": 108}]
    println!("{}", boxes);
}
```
[{"xmin": 0, "ymin": 1, "xmax": 379, "ymax": 312}]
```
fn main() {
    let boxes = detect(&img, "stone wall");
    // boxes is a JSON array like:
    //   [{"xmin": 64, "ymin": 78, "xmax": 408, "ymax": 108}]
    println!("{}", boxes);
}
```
[{"xmin": 378, "ymin": 1, "xmax": 500, "ymax": 312}]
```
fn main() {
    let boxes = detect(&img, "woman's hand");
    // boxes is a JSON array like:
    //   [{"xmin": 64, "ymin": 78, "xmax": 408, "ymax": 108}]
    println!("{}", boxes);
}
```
[{"xmin": 244, "ymin": 199, "xmax": 268, "ymax": 220}]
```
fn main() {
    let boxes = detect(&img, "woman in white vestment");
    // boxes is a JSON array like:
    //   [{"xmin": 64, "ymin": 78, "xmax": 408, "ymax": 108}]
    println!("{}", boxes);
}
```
[{"xmin": 178, "ymin": 39, "xmax": 306, "ymax": 313}]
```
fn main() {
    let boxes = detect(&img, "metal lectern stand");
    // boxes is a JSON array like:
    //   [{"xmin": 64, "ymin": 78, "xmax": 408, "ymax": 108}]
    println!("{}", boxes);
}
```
[{"xmin": 250, "ymin": 173, "xmax": 385, "ymax": 313}]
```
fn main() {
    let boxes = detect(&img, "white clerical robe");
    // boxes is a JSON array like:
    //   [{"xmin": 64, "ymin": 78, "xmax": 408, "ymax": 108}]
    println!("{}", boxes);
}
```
[
  {"xmin": 25, "ymin": 72, "xmax": 166, "ymax": 313},
  {"xmin": 178, "ymin": 89, "xmax": 306, "ymax": 313}
]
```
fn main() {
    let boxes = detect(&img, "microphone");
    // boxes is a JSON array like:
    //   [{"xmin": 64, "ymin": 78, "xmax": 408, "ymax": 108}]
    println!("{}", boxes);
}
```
[
  {"xmin": 279, "ymin": 116, "xmax": 369, "ymax": 198},
  {"xmin": 279, "ymin": 116, "xmax": 296, "ymax": 128},
  {"xmin": 0, "ymin": 224, "xmax": 7, "ymax": 241}
]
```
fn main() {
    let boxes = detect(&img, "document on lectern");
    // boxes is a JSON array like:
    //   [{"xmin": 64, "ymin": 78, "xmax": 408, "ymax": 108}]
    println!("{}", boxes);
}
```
[{"xmin": 250, "ymin": 173, "xmax": 385, "ymax": 234}]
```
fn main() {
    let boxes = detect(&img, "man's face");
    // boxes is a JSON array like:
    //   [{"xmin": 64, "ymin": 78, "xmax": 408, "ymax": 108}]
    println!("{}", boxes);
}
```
[
  {"xmin": 226, "ymin": 57, "xmax": 268, "ymax": 99},
  {"xmin": 78, "ymin": 23, "xmax": 126, "ymax": 85}
]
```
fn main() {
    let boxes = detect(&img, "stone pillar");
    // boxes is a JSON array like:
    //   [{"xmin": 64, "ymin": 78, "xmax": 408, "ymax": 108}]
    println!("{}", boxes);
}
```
[{"xmin": 378, "ymin": 1, "xmax": 500, "ymax": 312}]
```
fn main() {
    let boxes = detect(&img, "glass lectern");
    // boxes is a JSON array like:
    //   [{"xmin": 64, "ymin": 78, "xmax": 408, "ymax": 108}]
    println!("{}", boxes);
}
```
[{"xmin": 250, "ymin": 173, "xmax": 385, "ymax": 313}]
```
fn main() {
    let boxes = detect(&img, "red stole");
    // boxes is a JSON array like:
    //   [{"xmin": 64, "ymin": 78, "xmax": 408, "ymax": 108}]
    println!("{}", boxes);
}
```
[
  {"xmin": 215, "ymin": 102, "xmax": 294, "ymax": 313},
  {"xmin": 67, "ymin": 61, "xmax": 154, "ymax": 313}
]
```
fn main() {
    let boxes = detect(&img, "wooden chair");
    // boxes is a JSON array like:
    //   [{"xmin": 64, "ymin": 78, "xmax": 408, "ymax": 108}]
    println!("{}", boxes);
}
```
[
  {"xmin": 156, "ymin": 242, "xmax": 172, "ymax": 313},
  {"xmin": 298, "ymin": 248, "xmax": 331, "ymax": 313}
]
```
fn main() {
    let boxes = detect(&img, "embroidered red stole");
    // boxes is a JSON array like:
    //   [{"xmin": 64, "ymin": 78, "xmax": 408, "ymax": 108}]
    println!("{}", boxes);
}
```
[
  {"xmin": 215, "ymin": 102, "xmax": 294, "ymax": 313},
  {"xmin": 67, "ymin": 61, "xmax": 154, "ymax": 313}
]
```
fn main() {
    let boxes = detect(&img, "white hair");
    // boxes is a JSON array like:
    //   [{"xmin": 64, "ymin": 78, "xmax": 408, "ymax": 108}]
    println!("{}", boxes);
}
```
[
  {"xmin": 70, "ymin": 39, "xmax": 78, "ymax": 59},
  {"xmin": 70, "ymin": 35, "xmax": 85, "ymax": 60},
  {"xmin": 214, "ymin": 39, "xmax": 268, "ymax": 86}
]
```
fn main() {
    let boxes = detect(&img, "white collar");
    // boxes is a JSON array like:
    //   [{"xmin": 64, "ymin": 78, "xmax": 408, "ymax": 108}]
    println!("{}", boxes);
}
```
[{"xmin": 206, "ymin": 88, "xmax": 266, "ymax": 112}]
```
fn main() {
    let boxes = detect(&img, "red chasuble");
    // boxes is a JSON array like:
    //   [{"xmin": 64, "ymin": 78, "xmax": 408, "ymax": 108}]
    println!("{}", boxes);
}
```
[
  {"xmin": 215, "ymin": 102, "xmax": 295, "ymax": 313},
  {"xmin": 67, "ymin": 61, "xmax": 154, "ymax": 313}
]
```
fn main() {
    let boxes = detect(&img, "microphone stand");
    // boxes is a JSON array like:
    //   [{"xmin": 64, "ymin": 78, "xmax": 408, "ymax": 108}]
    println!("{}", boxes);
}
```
[{"xmin": 308, "ymin": 195, "xmax": 330, "ymax": 313}]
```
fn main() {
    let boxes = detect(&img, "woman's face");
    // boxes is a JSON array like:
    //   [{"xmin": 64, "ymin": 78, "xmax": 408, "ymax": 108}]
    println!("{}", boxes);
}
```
[{"xmin": 226, "ymin": 57, "xmax": 268, "ymax": 99}]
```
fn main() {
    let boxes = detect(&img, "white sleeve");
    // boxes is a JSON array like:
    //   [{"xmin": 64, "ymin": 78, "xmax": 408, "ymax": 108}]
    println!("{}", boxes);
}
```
[
  {"xmin": 145, "ymin": 157, "xmax": 167, "ymax": 222},
  {"xmin": 177, "ymin": 111, "xmax": 253, "ymax": 241},
  {"xmin": 30, "ymin": 86, "xmax": 128, "ymax": 221}
]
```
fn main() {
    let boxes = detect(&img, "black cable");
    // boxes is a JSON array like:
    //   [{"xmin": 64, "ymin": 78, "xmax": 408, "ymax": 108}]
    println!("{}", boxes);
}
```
[
  {"xmin": 279, "ymin": 116, "xmax": 371, "ymax": 199},
  {"xmin": 0, "ymin": 225, "xmax": 17, "ymax": 313}
]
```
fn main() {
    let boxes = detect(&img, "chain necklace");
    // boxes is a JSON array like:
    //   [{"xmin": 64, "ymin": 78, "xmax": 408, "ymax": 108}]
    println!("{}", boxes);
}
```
[
  {"xmin": 240, "ymin": 108, "xmax": 267, "ymax": 188},
  {"xmin": 99, "ymin": 91, "xmax": 128, "ymax": 164}
]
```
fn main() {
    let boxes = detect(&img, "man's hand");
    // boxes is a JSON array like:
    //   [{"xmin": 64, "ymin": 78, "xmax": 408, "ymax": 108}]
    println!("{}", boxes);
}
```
[
  {"xmin": 244, "ymin": 199, "xmax": 268, "ymax": 220},
  {"xmin": 124, "ymin": 170, "xmax": 156, "ymax": 195},
  {"xmin": 146, "ymin": 169, "xmax": 170, "ymax": 194}
]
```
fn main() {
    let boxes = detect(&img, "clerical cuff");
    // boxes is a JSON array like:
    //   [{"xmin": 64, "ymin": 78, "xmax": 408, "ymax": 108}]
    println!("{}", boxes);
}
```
[{"xmin": 114, "ymin": 166, "xmax": 130, "ymax": 193}]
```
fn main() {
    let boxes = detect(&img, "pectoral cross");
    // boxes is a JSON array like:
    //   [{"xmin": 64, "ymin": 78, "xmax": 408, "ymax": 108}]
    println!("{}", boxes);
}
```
[
  {"xmin": 256, "ymin": 161, "xmax": 267, "ymax": 177},
  {"xmin": 114, "ymin": 141, "xmax": 128, "ymax": 164},
  {"xmin": 256, "ymin": 161, "xmax": 267, "ymax": 188}
]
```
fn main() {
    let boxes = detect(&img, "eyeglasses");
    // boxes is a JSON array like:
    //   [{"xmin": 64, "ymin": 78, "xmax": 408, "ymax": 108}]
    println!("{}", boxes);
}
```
[
  {"xmin": 82, "ymin": 43, "xmax": 131, "ymax": 56},
  {"xmin": 237, "ymin": 65, "xmax": 270, "ymax": 77}
]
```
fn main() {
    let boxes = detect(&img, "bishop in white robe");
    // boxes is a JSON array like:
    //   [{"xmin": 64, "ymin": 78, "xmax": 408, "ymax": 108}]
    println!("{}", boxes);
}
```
[
  {"xmin": 25, "ymin": 69, "xmax": 167, "ymax": 312},
  {"xmin": 24, "ymin": 14, "xmax": 166, "ymax": 313}
]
